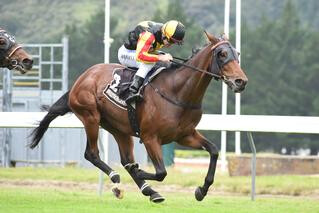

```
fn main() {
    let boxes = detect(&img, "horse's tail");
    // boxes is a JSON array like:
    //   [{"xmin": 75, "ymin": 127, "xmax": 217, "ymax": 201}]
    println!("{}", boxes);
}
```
[{"xmin": 29, "ymin": 91, "xmax": 71, "ymax": 149}]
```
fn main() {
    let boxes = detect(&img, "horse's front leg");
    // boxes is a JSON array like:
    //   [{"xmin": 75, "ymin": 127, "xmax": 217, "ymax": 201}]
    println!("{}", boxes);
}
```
[
  {"xmin": 113, "ymin": 133, "xmax": 165, "ymax": 203},
  {"xmin": 177, "ymin": 130, "xmax": 219, "ymax": 201}
]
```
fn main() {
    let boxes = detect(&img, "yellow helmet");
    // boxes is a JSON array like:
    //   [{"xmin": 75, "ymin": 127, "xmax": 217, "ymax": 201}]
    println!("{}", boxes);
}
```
[{"xmin": 162, "ymin": 20, "xmax": 185, "ymax": 45}]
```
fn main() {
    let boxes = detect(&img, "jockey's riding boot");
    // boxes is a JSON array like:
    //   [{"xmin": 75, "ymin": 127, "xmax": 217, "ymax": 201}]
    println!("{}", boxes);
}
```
[
  {"xmin": 130, "ymin": 75, "xmax": 144, "ymax": 94},
  {"xmin": 126, "ymin": 75, "xmax": 144, "ymax": 104}
]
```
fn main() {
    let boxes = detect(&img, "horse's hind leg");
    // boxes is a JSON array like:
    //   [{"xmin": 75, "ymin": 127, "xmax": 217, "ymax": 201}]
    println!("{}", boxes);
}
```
[
  {"xmin": 177, "ymin": 130, "xmax": 219, "ymax": 201},
  {"xmin": 113, "ymin": 133, "xmax": 165, "ymax": 203},
  {"xmin": 80, "ymin": 112, "xmax": 120, "ymax": 187},
  {"xmin": 131, "ymin": 137, "xmax": 168, "ymax": 182}
]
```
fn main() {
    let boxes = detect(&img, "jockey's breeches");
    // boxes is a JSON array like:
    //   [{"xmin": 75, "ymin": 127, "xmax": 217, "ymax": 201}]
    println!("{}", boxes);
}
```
[{"xmin": 118, "ymin": 45, "xmax": 155, "ymax": 78}]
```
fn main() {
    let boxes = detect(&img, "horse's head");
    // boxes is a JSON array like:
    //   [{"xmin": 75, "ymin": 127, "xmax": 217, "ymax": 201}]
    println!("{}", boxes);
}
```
[
  {"xmin": 205, "ymin": 31, "xmax": 247, "ymax": 93},
  {"xmin": 0, "ymin": 29, "xmax": 33, "ymax": 74}
]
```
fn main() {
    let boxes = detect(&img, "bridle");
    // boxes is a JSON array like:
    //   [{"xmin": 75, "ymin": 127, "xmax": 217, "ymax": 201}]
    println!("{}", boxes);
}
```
[
  {"xmin": 171, "ymin": 39, "xmax": 239, "ymax": 81},
  {"xmin": 150, "ymin": 38, "xmax": 240, "ymax": 110},
  {"xmin": 210, "ymin": 40, "xmax": 239, "ymax": 79},
  {"xmin": 0, "ymin": 30, "xmax": 23, "ymax": 70}
]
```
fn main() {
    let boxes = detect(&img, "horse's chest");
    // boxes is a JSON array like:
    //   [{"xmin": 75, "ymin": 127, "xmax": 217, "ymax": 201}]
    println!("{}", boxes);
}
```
[{"xmin": 162, "ymin": 114, "xmax": 201, "ymax": 138}]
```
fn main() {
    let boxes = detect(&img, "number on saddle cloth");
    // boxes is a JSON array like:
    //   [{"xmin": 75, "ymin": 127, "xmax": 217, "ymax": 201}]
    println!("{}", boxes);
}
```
[
  {"xmin": 111, "ymin": 64, "xmax": 168, "ymax": 99},
  {"xmin": 103, "ymin": 63, "xmax": 169, "ymax": 111},
  {"xmin": 105, "ymin": 67, "xmax": 136, "ymax": 100}
]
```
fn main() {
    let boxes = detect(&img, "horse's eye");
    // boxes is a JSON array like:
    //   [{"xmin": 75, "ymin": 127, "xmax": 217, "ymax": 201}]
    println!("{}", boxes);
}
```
[
  {"xmin": 0, "ymin": 38, "xmax": 8, "ymax": 49},
  {"xmin": 0, "ymin": 39, "xmax": 6, "ymax": 45},
  {"xmin": 219, "ymin": 51, "xmax": 228, "ymax": 58}
]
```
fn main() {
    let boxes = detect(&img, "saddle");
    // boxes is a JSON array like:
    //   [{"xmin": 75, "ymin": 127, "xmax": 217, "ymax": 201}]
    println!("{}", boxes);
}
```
[
  {"xmin": 104, "ymin": 64, "xmax": 166, "ymax": 108},
  {"xmin": 103, "ymin": 63, "xmax": 167, "ymax": 137}
]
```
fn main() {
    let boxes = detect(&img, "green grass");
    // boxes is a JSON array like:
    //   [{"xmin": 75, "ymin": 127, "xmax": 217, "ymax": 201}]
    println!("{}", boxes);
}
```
[
  {"xmin": 0, "ymin": 187, "xmax": 318, "ymax": 213},
  {"xmin": 175, "ymin": 150, "xmax": 210, "ymax": 158},
  {"xmin": 175, "ymin": 150, "xmax": 286, "ymax": 159},
  {"xmin": 1, "ymin": 167, "xmax": 319, "ymax": 212},
  {"xmin": 1, "ymin": 167, "xmax": 319, "ymax": 196}
]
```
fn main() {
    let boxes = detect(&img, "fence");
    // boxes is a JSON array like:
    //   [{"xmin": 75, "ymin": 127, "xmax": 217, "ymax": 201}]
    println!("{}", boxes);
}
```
[
  {"xmin": 1, "ymin": 112, "xmax": 319, "ymax": 200},
  {"xmin": 0, "ymin": 38, "xmax": 70, "ymax": 168}
]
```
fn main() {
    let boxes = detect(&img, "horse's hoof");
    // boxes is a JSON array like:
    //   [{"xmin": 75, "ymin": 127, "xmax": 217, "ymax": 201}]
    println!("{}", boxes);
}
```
[
  {"xmin": 112, "ymin": 184, "xmax": 124, "ymax": 199},
  {"xmin": 150, "ymin": 192, "xmax": 165, "ymax": 203},
  {"xmin": 195, "ymin": 187, "xmax": 205, "ymax": 201}
]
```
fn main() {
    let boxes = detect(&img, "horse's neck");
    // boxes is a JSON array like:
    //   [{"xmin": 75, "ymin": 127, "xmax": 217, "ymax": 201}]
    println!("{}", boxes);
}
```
[{"xmin": 171, "ymin": 47, "xmax": 212, "ymax": 106}]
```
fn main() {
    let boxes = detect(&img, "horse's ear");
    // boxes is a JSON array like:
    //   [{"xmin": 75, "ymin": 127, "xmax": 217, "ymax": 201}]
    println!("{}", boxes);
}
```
[
  {"xmin": 204, "ymin": 30, "xmax": 218, "ymax": 43},
  {"xmin": 221, "ymin": 33, "xmax": 229, "ymax": 40}
]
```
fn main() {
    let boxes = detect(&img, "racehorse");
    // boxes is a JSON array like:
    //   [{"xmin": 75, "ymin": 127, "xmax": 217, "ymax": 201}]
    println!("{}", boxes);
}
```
[
  {"xmin": 0, "ymin": 28, "xmax": 33, "ymax": 73},
  {"xmin": 29, "ymin": 32, "xmax": 247, "ymax": 203}
]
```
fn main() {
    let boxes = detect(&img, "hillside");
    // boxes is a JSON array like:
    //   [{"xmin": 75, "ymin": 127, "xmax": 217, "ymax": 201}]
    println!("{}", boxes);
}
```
[
  {"xmin": 0, "ymin": 0, "xmax": 318, "ymax": 43},
  {"xmin": 1, "ymin": 0, "xmax": 319, "ymax": 154}
]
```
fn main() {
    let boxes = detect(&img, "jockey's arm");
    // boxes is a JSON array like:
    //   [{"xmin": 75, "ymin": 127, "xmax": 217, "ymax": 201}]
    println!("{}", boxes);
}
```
[
  {"xmin": 135, "ymin": 32, "xmax": 160, "ymax": 63},
  {"xmin": 154, "ymin": 51, "xmax": 173, "ymax": 63}
]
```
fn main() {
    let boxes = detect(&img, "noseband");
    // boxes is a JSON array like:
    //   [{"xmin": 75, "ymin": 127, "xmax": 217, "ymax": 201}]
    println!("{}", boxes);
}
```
[{"xmin": 0, "ymin": 30, "xmax": 22, "ymax": 70}]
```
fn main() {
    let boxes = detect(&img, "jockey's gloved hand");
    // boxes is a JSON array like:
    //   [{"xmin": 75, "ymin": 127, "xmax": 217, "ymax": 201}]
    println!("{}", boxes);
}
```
[{"xmin": 158, "ymin": 53, "xmax": 173, "ymax": 63}]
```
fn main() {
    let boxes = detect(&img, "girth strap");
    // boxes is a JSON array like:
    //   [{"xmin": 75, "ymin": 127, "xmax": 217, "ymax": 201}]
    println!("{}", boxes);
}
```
[{"xmin": 126, "ymin": 102, "xmax": 141, "ymax": 137}]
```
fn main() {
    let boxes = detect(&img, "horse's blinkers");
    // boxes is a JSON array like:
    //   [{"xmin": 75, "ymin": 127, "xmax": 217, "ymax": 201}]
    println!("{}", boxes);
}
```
[
  {"xmin": 211, "ymin": 42, "xmax": 239, "ymax": 80},
  {"xmin": 0, "ymin": 30, "xmax": 19, "ymax": 69}
]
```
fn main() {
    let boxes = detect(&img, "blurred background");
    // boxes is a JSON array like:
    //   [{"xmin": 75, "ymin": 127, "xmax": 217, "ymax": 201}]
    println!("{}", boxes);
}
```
[
  {"xmin": 1, "ymin": 1, "xmax": 319, "ymax": 211},
  {"xmin": 0, "ymin": 0, "xmax": 319, "ymax": 167}
]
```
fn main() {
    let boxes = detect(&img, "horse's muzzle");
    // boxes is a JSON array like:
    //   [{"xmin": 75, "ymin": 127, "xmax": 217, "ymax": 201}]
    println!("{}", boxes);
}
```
[
  {"xmin": 234, "ymin": 78, "xmax": 247, "ymax": 92},
  {"xmin": 22, "ymin": 58, "xmax": 33, "ymax": 70},
  {"xmin": 225, "ymin": 77, "xmax": 247, "ymax": 93}
]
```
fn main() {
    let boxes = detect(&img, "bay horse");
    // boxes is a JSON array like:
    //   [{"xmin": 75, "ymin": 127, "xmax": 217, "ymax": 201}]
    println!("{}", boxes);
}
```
[
  {"xmin": 0, "ymin": 28, "xmax": 33, "ymax": 73},
  {"xmin": 30, "ymin": 32, "xmax": 247, "ymax": 203}
]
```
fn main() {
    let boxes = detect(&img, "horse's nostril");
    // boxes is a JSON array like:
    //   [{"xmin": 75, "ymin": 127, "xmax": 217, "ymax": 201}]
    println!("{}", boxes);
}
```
[
  {"xmin": 22, "ymin": 58, "xmax": 33, "ymax": 67},
  {"xmin": 235, "ymin": 79, "xmax": 244, "ymax": 87}
]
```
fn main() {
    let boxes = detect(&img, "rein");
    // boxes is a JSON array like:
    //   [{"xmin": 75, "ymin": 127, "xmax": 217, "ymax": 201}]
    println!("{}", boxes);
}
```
[
  {"xmin": 170, "ymin": 59, "xmax": 222, "ymax": 79},
  {"xmin": 159, "ymin": 50, "xmax": 222, "ymax": 79},
  {"xmin": 169, "ymin": 40, "xmax": 234, "ymax": 80},
  {"xmin": 149, "ymin": 40, "xmax": 235, "ymax": 110}
]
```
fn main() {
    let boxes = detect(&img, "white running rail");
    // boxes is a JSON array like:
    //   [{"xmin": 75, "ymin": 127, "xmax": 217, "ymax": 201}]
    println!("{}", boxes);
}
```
[{"xmin": 2, "ymin": 112, "xmax": 319, "ymax": 201}]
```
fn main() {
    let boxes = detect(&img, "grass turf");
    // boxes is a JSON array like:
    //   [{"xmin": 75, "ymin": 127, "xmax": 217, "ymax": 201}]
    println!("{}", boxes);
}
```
[
  {"xmin": 1, "ymin": 186, "xmax": 319, "ymax": 213},
  {"xmin": 1, "ymin": 167, "xmax": 319, "ymax": 196}
]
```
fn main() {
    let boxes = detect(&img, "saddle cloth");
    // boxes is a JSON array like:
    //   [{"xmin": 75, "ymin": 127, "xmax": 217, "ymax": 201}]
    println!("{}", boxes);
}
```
[{"xmin": 103, "ymin": 65, "xmax": 166, "ymax": 110}]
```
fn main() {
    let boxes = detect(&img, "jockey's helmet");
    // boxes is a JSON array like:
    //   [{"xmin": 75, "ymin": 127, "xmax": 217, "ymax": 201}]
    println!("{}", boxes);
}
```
[{"xmin": 162, "ymin": 20, "xmax": 185, "ymax": 45}]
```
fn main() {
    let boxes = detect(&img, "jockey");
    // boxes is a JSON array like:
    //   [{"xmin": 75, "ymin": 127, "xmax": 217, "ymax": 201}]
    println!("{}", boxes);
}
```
[{"xmin": 118, "ymin": 20, "xmax": 185, "ymax": 101}]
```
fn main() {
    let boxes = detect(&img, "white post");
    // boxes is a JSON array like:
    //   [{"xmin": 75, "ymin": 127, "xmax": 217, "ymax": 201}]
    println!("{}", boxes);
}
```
[
  {"xmin": 235, "ymin": 0, "xmax": 242, "ymax": 155},
  {"xmin": 221, "ymin": 0, "xmax": 230, "ymax": 172},
  {"xmin": 104, "ymin": 0, "xmax": 110, "ymax": 64},
  {"xmin": 62, "ymin": 36, "xmax": 69, "ymax": 93},
  {"xmin": 98, "ymin": 0, "xmax": 110, "ymax": 196},
  {"xmin": 2, "ymin": 69, "xmax": 12, "ymax": 167}
]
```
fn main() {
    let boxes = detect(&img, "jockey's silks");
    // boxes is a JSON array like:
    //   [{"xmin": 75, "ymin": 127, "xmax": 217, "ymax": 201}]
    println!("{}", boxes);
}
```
[
  {"xmin": 136, "ymin": 31, "xmax": 163, "ymax": 63},
  {"xmin": 124, "ymin": 21, "xmax": 164, "ymax": 63}
]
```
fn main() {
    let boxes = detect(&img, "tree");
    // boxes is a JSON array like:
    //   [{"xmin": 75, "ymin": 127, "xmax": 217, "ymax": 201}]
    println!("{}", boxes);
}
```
[
  {"xmin": 152, "ymin": 0, "xmax": 205, "ymax": 58},
  {"xmin": 240, "ymin": 0, "xmax": 319, "ymax": 154},
  {"xmin": 65, "ymin": 9, "xmax": 123, "ymax": 86}
]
